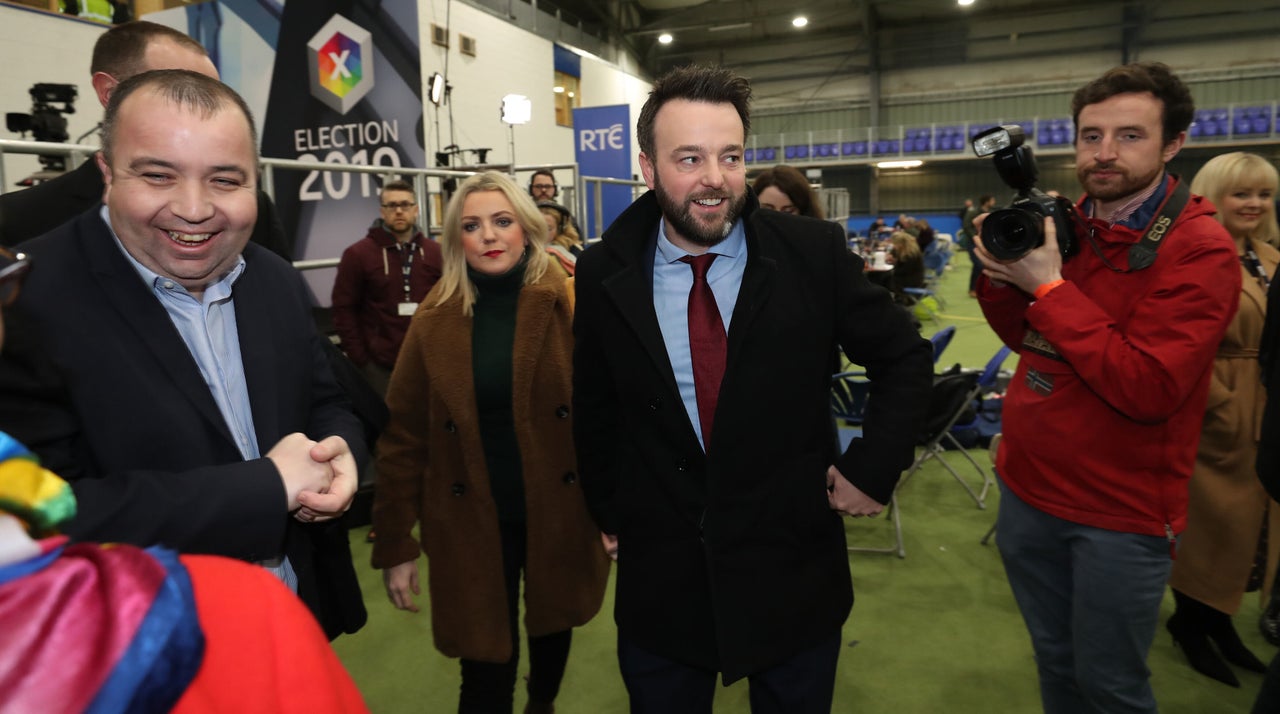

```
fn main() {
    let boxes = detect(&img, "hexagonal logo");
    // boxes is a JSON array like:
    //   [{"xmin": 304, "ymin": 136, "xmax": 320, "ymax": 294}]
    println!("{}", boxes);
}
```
[{"xmin": 307, "ymin": 15, "xmax": 375, "ymax": 115}]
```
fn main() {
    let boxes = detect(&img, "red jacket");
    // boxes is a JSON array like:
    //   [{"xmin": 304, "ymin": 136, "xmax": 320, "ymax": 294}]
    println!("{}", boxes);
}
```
[
  {"xmin": 979, "ymin": 177, "xmax": 1240, "ymax": 538},
  {"xmin": 331, "ymin": 223, "xmax": 442, "ymax": 368}
]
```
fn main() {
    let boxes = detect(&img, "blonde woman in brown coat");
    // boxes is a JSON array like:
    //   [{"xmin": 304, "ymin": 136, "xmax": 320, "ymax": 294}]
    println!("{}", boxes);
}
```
[
  {"xmin": 1168, "ymin": 152, "xmax": 1280, "ymax": 687},
  {"xmin": 371, "ymin": 172, "xmax": 610, "ymax": 714}
]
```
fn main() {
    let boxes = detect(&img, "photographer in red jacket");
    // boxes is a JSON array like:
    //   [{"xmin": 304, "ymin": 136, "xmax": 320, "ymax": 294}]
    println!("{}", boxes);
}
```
[{"xmin": 974, "ymin": 62, "xmax": 1240, "ymax": 713}]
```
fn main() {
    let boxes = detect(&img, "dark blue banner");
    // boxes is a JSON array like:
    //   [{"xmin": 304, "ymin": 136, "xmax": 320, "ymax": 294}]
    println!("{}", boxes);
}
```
[{"xmin": 572, "ymin": 104, "xmax": 631, "ymax": 238}]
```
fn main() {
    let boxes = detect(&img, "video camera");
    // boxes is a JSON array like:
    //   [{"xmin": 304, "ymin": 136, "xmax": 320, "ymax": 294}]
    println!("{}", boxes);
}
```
[
  {"xmin": 971, "ymin": 124, "xmax": 1081, "ymax": 262},
  {"xmin": 6, "ymin": 83, "xmax": 79, "ymax": 173}
]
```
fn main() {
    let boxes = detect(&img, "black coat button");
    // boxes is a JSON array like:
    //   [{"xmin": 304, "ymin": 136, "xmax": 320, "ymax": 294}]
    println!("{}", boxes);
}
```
[
  {"xmin": 676, "ymin": 458, "xmax": 688, "ymax": 472},
  {"xmin": 451, "ymin": 483, "xmax": 466, "ymax": 496},
  {"xmin": 555, "ymin": 405, "xmax": 570, "ymax": 419},
  {"xmin": 563, "ymin": 472, "xmax": 577, "ymax": 484},
  {"xmin": 444, "ymin": 420, "xmax": 457, "ymax": 433},
  {"xmin": 648, "ymin": 397, "xmax": 663, "ymax": 411}
]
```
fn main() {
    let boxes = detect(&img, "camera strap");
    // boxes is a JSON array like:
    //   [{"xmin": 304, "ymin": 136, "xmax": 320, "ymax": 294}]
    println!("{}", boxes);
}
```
[{"xmin": 1125, "ymin": 177, "xmax": 1189, "ymax": 271}]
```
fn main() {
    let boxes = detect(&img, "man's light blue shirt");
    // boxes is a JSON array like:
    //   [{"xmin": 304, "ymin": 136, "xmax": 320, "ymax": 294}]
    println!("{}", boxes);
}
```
[
  {"xmin": 101, "ymin": 207, "xmax": 297, "ymax": 592},
  {"xmin": 652, "ymin": 217, "xmax": 747, "ymax": 451}
]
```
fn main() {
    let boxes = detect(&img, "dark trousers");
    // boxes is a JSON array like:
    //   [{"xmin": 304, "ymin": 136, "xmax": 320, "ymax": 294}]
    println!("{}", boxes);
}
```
[
  {"xmin": 967, "ymin": 245, "xmax": 984, "ymax": 292},
  {"xmin": 458, "ymin": 523, "xmax": 573, "ymax": 714},
  {"xmin": 617, "ymin": 632, "xmax": 841, "ymax": 714}
]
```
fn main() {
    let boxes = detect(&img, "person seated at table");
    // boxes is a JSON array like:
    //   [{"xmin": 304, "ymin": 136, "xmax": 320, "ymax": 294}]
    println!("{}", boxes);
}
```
[
  {"xmin": 868, "ymin": 217, "xmax": 887, "ymax": 236},
  {"xmin": 915, "ymin": 218, "xmax": 936, "ymax": 253},
  {"xmin": 889, "ymin": 231, "xmax": 925, "ymax": 303},
  {"xmin": 751, "ymin": 164, "xmax": 824, "ymax": 219}
]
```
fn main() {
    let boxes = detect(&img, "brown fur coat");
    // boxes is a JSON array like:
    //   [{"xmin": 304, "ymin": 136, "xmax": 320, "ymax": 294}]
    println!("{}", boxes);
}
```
[{"xmin": 371, "ymin": 268, "xmax": 609, "ymax": 662}]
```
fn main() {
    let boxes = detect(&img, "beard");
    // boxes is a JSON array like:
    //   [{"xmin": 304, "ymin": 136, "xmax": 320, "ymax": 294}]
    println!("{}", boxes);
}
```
[
  {"xmin": 653, "ymin": 173, "xmax": 747, "ymax": 248},
  {"xmin": 1077, "ymin": 161, "xmax": 1163, "ymax": 204}
]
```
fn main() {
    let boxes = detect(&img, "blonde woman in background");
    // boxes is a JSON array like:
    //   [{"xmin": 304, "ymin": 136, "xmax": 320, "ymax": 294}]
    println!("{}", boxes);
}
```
[
  {"xmin": 372, "ymin": 172, "xmax": 609, "ymax": 713},
  {"xmin": 538, "ymin": 200, "xmax": 582, "ymax": 275},
  {"xmin": 1167, "ymin": 152, "xmax": 1280, "ymax": 687}
]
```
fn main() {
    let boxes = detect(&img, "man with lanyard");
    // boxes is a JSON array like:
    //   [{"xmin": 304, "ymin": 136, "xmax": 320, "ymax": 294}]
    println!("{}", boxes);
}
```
[
  {"xmin": 331, "ymin": 179, "xmax": 443, "ymax": 396},
  {"xmin": 973, "ymin": 61, "xmax": 1240, "ymax": 713}
]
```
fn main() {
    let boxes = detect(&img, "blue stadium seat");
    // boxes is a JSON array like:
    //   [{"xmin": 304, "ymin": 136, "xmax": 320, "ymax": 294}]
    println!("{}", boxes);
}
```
[
  {"xmin": 1037, "ymin": 119, "xmax": 1057, "ymax": 145},
  {"xmin": 1254, "ymin": 109, "xmax": 1273, "ymax": 135},
  {"xmin": 852, "ymin": 141, "xmax": 868, "ymax": 155},
  {"xmin": 1233, "ymin": 107, "xmax": 1254, "ymax": 136},
  {"xmin": 1200, "ymin": 111, "xmax": 1219, "ymax": 136},
  {"xmin": 744, "ymin": 148, "xmax": 755, "ymax": 162},
  {"xmin": 841, "ymin": 141, "xmax": 857, "ymax": 156}
]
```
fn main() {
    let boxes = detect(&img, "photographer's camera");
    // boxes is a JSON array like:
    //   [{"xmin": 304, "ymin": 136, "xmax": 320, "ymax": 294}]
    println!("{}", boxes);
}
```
[{"xmin": 972, "ymin": 125, "xmax": 1081, "ymax": 262}]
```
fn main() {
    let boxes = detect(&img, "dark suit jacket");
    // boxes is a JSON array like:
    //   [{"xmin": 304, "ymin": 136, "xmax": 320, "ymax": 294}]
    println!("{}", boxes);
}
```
[
  {"xmin": 0, "ymin": 209, "xmax": 366, "ymax": 637},
  {"xmin": 0, "ymin": 160, "xmax": 102, "ymax": 247},
  {"xmin": 0, "ymin": 160, "xmax": 295, "ymax": 260},
  {"xmin": 572, "ymin": 191, "xmax": 933, "ymax": 681}
]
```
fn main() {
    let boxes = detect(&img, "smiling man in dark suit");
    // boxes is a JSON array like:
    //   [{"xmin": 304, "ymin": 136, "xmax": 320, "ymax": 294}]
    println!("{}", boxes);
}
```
[
  {"xmin": 572, "ymin": 65, "xmax": 932, "ymax": 712},
  {"xmin": 0, "ymin": 21, "xmax": 292, "ymax": 261},
  {"xmin": 0, "ymin": 69, "xmax": 367, "ymax": 639}
]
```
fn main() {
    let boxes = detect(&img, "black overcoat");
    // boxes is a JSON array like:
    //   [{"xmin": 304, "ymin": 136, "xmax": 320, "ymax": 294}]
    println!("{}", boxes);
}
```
[{"xmin": 572, "ymin": 191, "xmax": 932, "ymax": 681}]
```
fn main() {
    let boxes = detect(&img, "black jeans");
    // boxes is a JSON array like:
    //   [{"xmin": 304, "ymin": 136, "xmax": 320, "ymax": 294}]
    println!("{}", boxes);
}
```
[{"xmin": 458, "ymin": 522, "xmax": 573, "ymax": 714}]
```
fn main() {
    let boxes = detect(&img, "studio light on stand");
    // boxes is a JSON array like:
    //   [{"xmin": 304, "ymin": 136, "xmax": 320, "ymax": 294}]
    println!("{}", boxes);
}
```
[
  {"xmin": 428, "ymin": 73, "xmax": 446, "ymax": 106},
  {"xmin": 500, "ymin": 94, "xmax": 532, "ymax": 168},
  {"xmin": 428, "ymin": 72, "xmax": 454, "ymax": 169}
]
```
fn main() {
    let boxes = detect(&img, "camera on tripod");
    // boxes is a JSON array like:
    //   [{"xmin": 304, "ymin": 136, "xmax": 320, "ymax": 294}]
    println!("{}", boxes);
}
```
[
  {"xmin": 971, "ymin": 124, "xmax": 1081, "ymax": 262},
  {"xmin": 6, "ymin": 83, "xmax": 79, "ymax": 173}
]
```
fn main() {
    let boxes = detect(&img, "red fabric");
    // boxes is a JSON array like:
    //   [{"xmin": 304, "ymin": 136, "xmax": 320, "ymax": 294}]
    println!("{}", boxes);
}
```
[
  {"xmin": 979, "ymin": 182, "xmax": 1241, "ymax": 537},
  {"xmin": 172, "ymin": 556, "xmax": 369, "ymax": 714},
  {"xmin": 0, "ymin": 541, "xmax": 165, "ymax": 714},
  {"xmin": 680, "ymin": 254, "xmax": 726, "ymax": 445}
]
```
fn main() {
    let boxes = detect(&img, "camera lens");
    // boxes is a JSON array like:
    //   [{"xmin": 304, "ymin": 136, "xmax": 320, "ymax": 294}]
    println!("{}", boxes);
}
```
[{"xmin": 981, "ymin": 207, "xmax": 1044, "ymax": 261}]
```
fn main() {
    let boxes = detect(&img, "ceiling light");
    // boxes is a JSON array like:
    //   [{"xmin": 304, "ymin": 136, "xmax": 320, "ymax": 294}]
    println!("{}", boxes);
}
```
[
  {"xmin": 658, "ymin": 33, "xmax": 673, "ymax": 44},
  {"xmin": 958, "ymin": 0, "xmax": 975, "ymax": 6},
  {"xmin": 792, "ymin": 16, "xmax": 808, "ymax": 28},
  {"xmin": 553, "ymin": 86, "xmax": 565, "ymax": 93},
  {"xmin": 875, "ymin": 160, "xmax": 923, "ymax": 169}
]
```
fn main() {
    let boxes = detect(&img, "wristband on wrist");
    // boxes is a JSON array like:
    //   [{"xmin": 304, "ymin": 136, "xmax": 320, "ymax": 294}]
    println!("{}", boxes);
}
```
[{"xmin": 1033, "ymin": 279, "xmax": 1065, "ymax": 300}]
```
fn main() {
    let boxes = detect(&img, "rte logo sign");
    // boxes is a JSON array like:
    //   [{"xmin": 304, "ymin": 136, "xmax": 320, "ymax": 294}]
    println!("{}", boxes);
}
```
[{"xmin": 579, "ymin": 123, "xmax": 625, "ymax": 152}]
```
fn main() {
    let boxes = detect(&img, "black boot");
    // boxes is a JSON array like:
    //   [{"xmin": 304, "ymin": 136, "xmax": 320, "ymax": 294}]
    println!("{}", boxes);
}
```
[
  {"xmin": 1205, "ymin": 607, "xmax": 1268, "ymax": 674},
  {"xmin": 1168, "ymin": 596, "xmax": 1240, "ymax": 687}
]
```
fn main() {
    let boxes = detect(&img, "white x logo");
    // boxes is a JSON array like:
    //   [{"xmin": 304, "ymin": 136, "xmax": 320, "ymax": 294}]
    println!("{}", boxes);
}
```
[{"xmin": 328, "ymin": 49, "xmax": 352, "ymax": 80}]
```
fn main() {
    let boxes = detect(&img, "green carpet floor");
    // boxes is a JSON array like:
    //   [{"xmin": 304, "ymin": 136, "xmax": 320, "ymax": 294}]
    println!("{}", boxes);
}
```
[{"xmin": 333, "ymin": 251, "xmax": 1273, "ymax": 712}]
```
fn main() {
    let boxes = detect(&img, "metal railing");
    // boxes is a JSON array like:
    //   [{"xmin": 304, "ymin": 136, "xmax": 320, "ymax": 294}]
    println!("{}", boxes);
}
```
[
  {"xmin": 0, "ymin": 140, "xmax": 640, "ymax": 268},
  {"xmin": 0, "ymin": 138, "xmax": 97, "ymax": 193}
]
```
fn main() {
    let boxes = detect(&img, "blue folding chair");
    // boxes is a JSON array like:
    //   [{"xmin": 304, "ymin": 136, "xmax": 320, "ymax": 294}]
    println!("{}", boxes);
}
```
[
  {"xmin": 928, "ymin": 326, "xmax": 956, "ymax": 364},
  {"xmin": 897, "ymin": 346, "xmax": 1012, "ymax": 510}
]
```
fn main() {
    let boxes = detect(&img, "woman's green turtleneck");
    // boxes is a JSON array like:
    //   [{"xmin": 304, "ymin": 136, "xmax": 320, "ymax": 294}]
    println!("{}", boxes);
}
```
[{"xmin": 468, "ymin": 251, "xmax": 529, "ymax": 524}]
